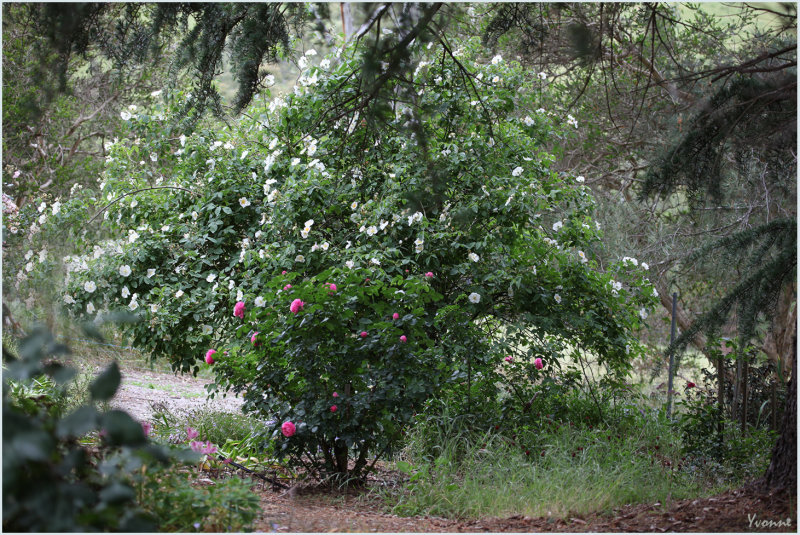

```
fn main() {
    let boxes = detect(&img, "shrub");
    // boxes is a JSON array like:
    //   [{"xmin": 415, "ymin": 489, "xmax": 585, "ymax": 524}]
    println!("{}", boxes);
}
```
[
  {"xmin": 2, "ymin": 326, "xmax": 192, "ymax": 531},
  {"xmin": 57, "ymin": 39, "xmax": 656, "ymax": 480}
]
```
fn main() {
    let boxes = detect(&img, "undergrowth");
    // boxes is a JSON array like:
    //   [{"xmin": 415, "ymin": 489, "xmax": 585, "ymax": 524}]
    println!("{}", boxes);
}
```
[{"xmin": 381, "ymin": 398, "xmax": 762, "ymax": 520}]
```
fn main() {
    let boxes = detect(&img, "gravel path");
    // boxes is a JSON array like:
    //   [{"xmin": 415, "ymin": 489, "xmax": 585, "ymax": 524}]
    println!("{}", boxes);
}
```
[{"xmin": 105, "ymin": 365, "xmax": 244, "ymax": 423}]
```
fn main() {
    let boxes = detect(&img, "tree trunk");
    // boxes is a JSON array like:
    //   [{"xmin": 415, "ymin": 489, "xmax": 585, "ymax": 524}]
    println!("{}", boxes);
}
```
[
  {"xmin": 341, "ymin": 3, "xmax": 354, "ymax": 43},
  {"xmin": 763, "ymin": 336, "xmax": 796, "ymax": 494}
]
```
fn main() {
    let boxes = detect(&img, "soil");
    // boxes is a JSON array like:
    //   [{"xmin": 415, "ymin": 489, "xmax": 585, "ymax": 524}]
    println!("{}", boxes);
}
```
[{"xmin": 108, "ymin": 363, "xmax": 796, "ymax": 533}]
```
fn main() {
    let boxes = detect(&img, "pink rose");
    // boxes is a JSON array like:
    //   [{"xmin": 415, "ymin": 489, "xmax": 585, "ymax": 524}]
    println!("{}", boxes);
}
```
[
  {"xmin": 205, "ymin": 349, "xmax": 216, "ymax": 364},
  {"xmin": 330, "ymin": 405, "xmax": 338, "ymax": 412},
  {"xmin": 290, "ymin": 298, "xmax": 305, "ymax": 314},
  {"xmin": 328, "ymin": 283, "xmax": 337, "ymax": 292},
  {"xmin": 392, "ymin": 312, "xmax": 400, "ymax": 320},
  {"xmin": 284, "ymin": 284, "xmax": 292, "ymax": 291},
  {"xmin": 332, "ymin": 392, "xmax": 339, "ymax": 398},
  {"xmin": 281, "ymin": 270, "xmax": 287, "ymax": 275},
  {"xmin": 186, "ymin": 426, "xmax": 199, "ymax": 440},
  {"xmin": 251, "ymin": 332, "xmax": 259, "ymax": 344},
  {"xmin": 360, "ymin": 331, "xmax": 368, "ymax": 338},
  {"xmin": 233, "ymin": 301, "xmax": 245, "ymax": 319},
  {"xmin": 400, "ymin": 335, "xmax": 407, "ymax": 343},
  {"xmin": 424, "ymin": 272, "xmax": 433, "ymax": 278},
  {"xmin": 281, "ymin": 421, "xmax": 296, "ymax": 437},
  {"xmin": 534, "ymin": 358, "xmax": 543, "ymax": 370},
  {"xmin": 504, "ymin": 356, "xmax": 513, "ymax": 363}
]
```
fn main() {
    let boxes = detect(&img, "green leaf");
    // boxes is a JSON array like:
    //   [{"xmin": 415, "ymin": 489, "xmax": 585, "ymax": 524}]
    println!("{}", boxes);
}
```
[
  {"xmin": 90, "ymin": 362, "xmax": 121, "ymax": 402},
  {"xmin": 98, "ymin": 481, "xmax": 136, "ymax": 505},
  {"xmin": 100, "ymin": 410, "xmax": 147, "ymax": 446},
  {"xmin": 57, "ymin": 406, "xmax": 99, "ymax": 439}
]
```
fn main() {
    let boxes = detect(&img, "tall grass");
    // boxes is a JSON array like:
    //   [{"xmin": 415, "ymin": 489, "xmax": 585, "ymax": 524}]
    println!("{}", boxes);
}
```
[{"xmin": 385, "ymin": 405, "xmax": 719, "ymax": 520}]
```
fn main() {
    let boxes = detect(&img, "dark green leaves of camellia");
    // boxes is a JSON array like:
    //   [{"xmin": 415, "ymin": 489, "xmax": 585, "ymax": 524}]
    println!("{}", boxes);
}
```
[{"xmin": 90, "ymin": 361, "xmax": 121, "ymax": 402}]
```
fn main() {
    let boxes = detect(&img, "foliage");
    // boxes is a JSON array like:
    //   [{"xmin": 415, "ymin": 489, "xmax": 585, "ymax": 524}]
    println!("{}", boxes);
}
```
[
  {"xmin": 21, "ymin": 3, "xmax": 313, "ymax": 117},
  {"xmin": 151, "ymin": 405, "xmax": 271, "ymax": 451},
  {"xmin": 2, "ymin": 325, "xmax": 198, "ymax": 531},
  {"xmin": 389, "ymin": 398, "xmax": 704, "ymax": 520},
  {"xmin": 135, "ymin": 468, "xmax": 260, "ymax": 533},
  {"xmin": 52, "ymin": 38, "xmax": 656, "ymax": 481},
  {"xmin": 674, "ymin": 390, "xmax": 777, "ymax": 483}
]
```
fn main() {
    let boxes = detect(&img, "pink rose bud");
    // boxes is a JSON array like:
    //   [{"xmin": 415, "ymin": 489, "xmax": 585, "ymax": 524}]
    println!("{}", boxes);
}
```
[
  {"xmin": 284, "ymin": 284, "xmax": 292, "ymax": 290},
  {"xmin": 360, "ymin": 331, "xmax": 368, "ymax": 338},
  {"xmin": 205, "ymin": 349, "xmax": 216, "ymax": 364},
  {"xmin": 281, "ymin": 421, "xmax": 296, "ymax": 437},
  {"xmin": 534, "ymin": 358, "xmax": 543, "ymax": 370},
  {"xmin": 290, "ymin": 298, "xmax": 305, "ymax": 314},
  {"xmin": 505, "ymin": 356, "xmax": 513, "ymax": 363},
  {"xmin": 687, "ymin": 382, "xmax": 696, "ymax": 388},
  {"xmin": 400, "ymin": 335, "xmax": 407, "ymax": 343},
  {"xmin": 281, "ymin": 270, "xmax": 287, "ymax": 275},
  {"xmin": 233, "ymin": 301, "xmax": 246, "ymax": 319},
  {"xmin": 425, "ymin": 272, "xmax": 433, "ymax": 278},
  {"xmin": 330, "ymin": 405, "xmax": 338, "ymax": 412},
  {"xmin": 333, "ymin": 392, "xmax": 339, "ymax": 398},
  {"xmin": 393, "ymin": 312, "xmax": 400, "ymax": 320}
]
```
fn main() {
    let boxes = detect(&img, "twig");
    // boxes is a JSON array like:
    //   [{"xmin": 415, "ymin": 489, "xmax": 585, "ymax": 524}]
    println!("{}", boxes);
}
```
[{"xmin": 216, "ymin": 454, "xmax": 289, "ymax": 489}]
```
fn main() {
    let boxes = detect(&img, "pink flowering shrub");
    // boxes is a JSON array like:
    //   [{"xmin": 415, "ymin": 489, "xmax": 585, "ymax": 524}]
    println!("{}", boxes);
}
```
[{"xmin": 57, "ymin": 42, "xmax": 656, "ymax": 482}]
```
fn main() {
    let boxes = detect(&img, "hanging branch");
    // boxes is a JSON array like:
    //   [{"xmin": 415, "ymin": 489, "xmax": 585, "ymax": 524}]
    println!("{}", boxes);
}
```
[{"xmin": 86, "ymin": 186, "xmax": 194, "ymax": 225}]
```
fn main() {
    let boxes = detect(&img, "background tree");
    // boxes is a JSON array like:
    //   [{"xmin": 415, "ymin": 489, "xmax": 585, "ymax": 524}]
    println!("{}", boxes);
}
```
[{"xmin": 478, "ymin": 1, "xmax": 796, "ymax": 492}]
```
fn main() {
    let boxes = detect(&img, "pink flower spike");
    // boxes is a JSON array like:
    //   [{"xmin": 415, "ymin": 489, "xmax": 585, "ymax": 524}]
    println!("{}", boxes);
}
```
[
  {"xmin": 281, "ymin": 421, "xmax": 296, "ymax": 437},
  {"xmin": 534, "ymin": 358, "xmax": 543, "ymax": 370},
  {"xmin": 505, "ymin": 356, "xmax": 513, "ymax": 363},
  {"xmin": 284, "ymin": 284, "xmax": 292, "ymax": 291},
  {"xmin": 186, "ymin": 426, "xmax": 199, "ymax": 440},
  {"xmin": 205, "ymin": 349, "xmax": 216, "ymax": 364},
  {"xmin": 141, "ymin": 421, "xmax": 152, "ymax": 437},
  {"xmin": 202, "ymin": 441, "xmax": 217, "ymax": 455},
  {"xmin": 330, "ymin": 405, "xmax": 338, "ymax": 412},
  {"xmin": 190, "ymin": 440, "xmax": 203, "ymax": 452},
  {"xmin": 400, "ymin": 335, "xmax": 407, "ymax": 343},
  {"xmin": 332, "ymin": 392, "xmax": 339, "ymax": 398},
  {"xmin": 290, "ymin": 298, "xmax": 305, "ymax": 314},
  {"xmin": 360, "ymin": 331, "xmax": 368, "ymax": 338},
  {"xmin": 392, "ymin": 312, "xmax": 400, "ymax": 320},
  {"xmin": 233, "ymin": 301, "xmax": 246, "ymax": 319},
  {"xmin": 425, "ymin": 272, "xmax": 434, "ymax": 278}
]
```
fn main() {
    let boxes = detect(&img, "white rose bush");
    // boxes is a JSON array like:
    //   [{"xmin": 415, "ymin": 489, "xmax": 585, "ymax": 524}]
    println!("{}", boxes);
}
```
[{"xmin": 51, "ymin": 39, "xmax": 656, "ymax": 481}]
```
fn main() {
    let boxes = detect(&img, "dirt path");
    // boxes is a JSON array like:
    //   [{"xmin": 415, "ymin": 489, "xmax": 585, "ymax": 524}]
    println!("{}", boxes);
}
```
[
  {"xmin": 106, "ymin": 364, "xmax": 796, "ymax": 533},
  {"xmin": 108, "ymin": 366, "xmax": 243, "ymax": 423}
]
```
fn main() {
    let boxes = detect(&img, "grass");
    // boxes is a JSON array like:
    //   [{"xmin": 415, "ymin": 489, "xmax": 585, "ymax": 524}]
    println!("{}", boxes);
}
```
[
  {"xmin": 149, "ymin": 403, "xmax": 271, "ymax": 447},
  {"xmin": 381, "ymin": 404, "xmax": 740, "ymax": 520}
]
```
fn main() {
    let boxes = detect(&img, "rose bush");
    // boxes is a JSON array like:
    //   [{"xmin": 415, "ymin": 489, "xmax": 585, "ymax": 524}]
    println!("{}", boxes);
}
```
[{"xmin": 53, "ymin": 38, "xmax": 656, "ymax": 480}]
